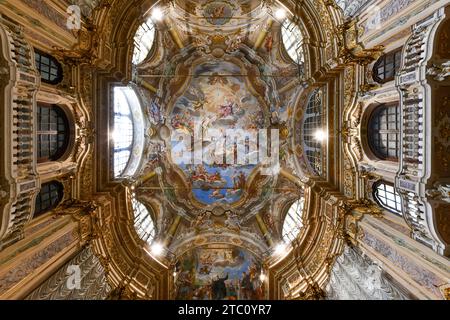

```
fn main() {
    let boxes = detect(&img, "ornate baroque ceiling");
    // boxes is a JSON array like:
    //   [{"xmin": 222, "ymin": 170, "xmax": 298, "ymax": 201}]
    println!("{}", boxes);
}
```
[
  {"xmin": 69, "ymin": 0, "xmax": 386, "ymax": 299},
  {"xmin": 128, "ymin": 0, "xmax": 313, "ymax": 258}
]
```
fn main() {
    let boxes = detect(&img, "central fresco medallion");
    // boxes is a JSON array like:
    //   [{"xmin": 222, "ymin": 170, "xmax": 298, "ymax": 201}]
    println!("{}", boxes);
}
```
[
  {"xmin": 203, "ymin": 1, "xmax": 236, "ymax": 25},
  {"xmin": 169, "ymin": 61, "xmax": 268, "ymax": 205}
]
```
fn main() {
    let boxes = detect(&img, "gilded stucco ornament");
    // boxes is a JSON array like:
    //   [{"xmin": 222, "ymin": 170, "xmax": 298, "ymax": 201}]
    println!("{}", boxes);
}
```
[
  {"xmin": 339, "ymin": 19, "xmax": 384, "ymax": 65},
  {"xmin": 426, "ymin": 183, "xmax": 450, "ymax": 204},
  {"xmin": 295, "ymin": 282, "xmax": 326, "ymax": 300},
  {"xmin": 440, "ymin": 284, "xmax": 450, "ymax": 300},
  {"xmin": 81, "ymin": 0, "xmax": 366, "ymax": 300},
  {"xmin": 339, "ymin": 198, "xmax": 383, "ymax": 246},
  {"xmin": 106, "ymin": 284, "xmax": 139, "ymax": 300},
  {"xmin": 55, "ymin": 199, "xmax": 99, "ymax": 245},
  {"xmin": 0, "ymin": 186, "xmax": 9, "ymax": 206},
  {"xmin": 427, "ymin": 61, "xmax": 450, "ymax": 81},
  {"xmin": 359, "ymin": 83, "xmax": 380, "ymax": 94}
]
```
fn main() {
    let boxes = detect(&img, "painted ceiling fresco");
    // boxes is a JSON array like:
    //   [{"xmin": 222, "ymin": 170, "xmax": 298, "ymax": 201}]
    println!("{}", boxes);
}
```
[
  {"xmin": 127, "ymin": 1, "xmax": 312, "ymax": 294},
  {"xmin": 175, "ymin": 246, "xmax": 266, "ymax": 300},
  {"xmin": 130, "ymin": 0, "xmax": 311, "ymax": 229},
  {"xmin": 169, "ymin": 61, "xmax": 268, "ymax": 205}
]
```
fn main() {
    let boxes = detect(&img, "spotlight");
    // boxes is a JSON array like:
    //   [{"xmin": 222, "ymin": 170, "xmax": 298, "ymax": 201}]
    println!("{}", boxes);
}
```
[
  {"xmin": 151, "ymin": 242, "xmax": 164, "ymax": 256},
  {"xmin": 274, "ymin": 243, "xmax": 287, "ymax": 256},
  {"xmin": 151, "ymin": 7, "xmax": 164, "ymax": 21},
  {"xmin": 275, "ymin": 8, "xmax": 286, "ymax": 20},
  {"xmin": 314, "ymin": 130, "xmax": 327, "ymax": 142}
]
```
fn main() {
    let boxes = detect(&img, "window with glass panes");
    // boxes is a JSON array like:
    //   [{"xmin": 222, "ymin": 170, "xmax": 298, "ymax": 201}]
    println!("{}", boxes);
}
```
[
  {"xmin": 373, "ymin": 182, "xmax": 402, "ymax": 215},
  {"xmin": 133, "ymin": 18, "xmax": 156, "ymax": 65},
  {"xmin": 282, "ymin": 198, "xmax": 305, "ymax": 243},
  {"xmin": 368, "ymin": 103, "xmax": 400, "ymax": 161},
  {"xmin": 372, "ymin": 48, "xmax": 402, "ymax": 83},
  {"xmin": 34, "ymin": 181, "xmax": 63, "ymax": 217},
  {"xmin": 303, "ymin": 90, "xmax": 323, "ymax": 175},
  {"xmin": 34, "ymin": 50, "xmax": 63, "ymax": 84},
  {"xmin": 37, "ymin": 104, "xmax": 70, "ymax": 163},
  {"xmin": 281, "ymin": 19, "xmax": 304, "ymax": 64},
  {"xmin": 113, "ymin": 87, "xmax": 134, "ymax": 177},
  {"xmin": 132, "ymin": 198, "xmax": 156, "ymax": 244}
]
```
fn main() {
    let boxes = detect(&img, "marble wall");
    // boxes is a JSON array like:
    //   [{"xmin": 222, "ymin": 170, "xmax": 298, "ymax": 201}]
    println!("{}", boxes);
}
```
[
  {"xmin": 336, "ymin": 0, "xmax": 371, "ymax": 16},
  {"xmin": 325, "ymin": 245, "xmax": 412, "ymax": 300},
  {"xmin": 25, "ymin": 246, "xmax": 110, "ymax": 300}
]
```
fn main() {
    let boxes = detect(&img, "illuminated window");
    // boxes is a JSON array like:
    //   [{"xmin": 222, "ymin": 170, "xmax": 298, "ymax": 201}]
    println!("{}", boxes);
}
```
[
  {"xmin": 132, "ymin": 198, "xmax": 156, "ymax": 244},
  {"xmin": 112, "ymin": 86, "xmax": 144, "ymax": 178},
  {"xmin": 133, "ymin": 18, "xmax": 156, "ymax": 65},
  {"xmin": 303, "ymin": 90, "xmax": 323, "ymax": 175},
  {"xmin": 34, "ymin": 49, "xmax": 63, "ymax": 85},
  {"xmin": 37, "ymin": 104, "xmax": 70, "ymax": 163},
  {"xmin": 368, "ymin": 103, "xmax": 400, "ymax": 161},
  {"xmin": 34, "ymin": 181, "xmax": 63, "ymax": 218},
  {"xmin": 281, "ymin": 19, "xmax": 304, "ymax": 64},
  {"xmin": 113, "ymin": 87, "xmax": 135, "ymax": 177},
  {"xmin": 372, "ymin": 48, "xmax": 402, "ymax": 84},
  {"xmin": 282, "ymin": 198, "xmax": 305, "ymax": 243},
  {"xmin": 373, "ymin": 181, "xmax": 402, "ymax": 215}
]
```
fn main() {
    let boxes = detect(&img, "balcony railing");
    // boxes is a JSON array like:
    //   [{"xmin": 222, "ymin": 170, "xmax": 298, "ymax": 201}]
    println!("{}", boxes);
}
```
[
  {"xmin": 0, "ymin": 17, "xmax": 39, "ymax": 249},
  {"xmin": 395, "ymin": 9, "xmax": 447, "ymax": 255}
]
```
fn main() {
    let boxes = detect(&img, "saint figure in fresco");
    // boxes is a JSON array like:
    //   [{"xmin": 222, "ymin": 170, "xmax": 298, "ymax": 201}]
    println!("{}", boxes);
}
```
[
  {"xmin": 219, "ymin": 101, "xmax": 234, "ymax": 118},
  {"xmin": 212, "ymin": 273, "xmax": 229, "ymax": 300},
  {"xmin": 240, "ymin": 271, "xmax": 252, "ymax": 300}
]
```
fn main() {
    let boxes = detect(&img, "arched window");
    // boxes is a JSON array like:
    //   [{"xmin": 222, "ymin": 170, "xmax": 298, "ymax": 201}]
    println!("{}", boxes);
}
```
[
  {"xmin": 113, "ymin": 87, "xmax": 135, "ymax": 177},
  {"xmin": 112, "ymin": 85, "xmax": 145, "ymax": 178},
  {"xmin": 34, "ymin": 49, "xmax": 63, "ymax": 85},
  {"xmin": 368, "ymin": 103, "xmax": 400, "ymax": 161},
  {"xmin": 302, "ymin": 90, "xmax": 323, "ymax": 175},
  {"xmin": 34, "ymin": 181, "xmax": 64, "ymax": 218},
  {"xmin": 132, "ymin": 198, "xmax": 156, "ymax": 244},
  {"xmin": 282, "ymin": 198, "xmax": 305, "ymax": 243},
  {"xmin": 373, "ymin": 181, "xmax": 402, "ymax": 215},
  {"xmin": 133, "ymin": 17, "xmax": 156, "ymax": 65},
  {"xmin": 281, "ymin": 19, "xmax": 304, "ymax": 64},
  {"xmin": 372, "ymin": 48, "xmax": 402, "ymax": 84},
  {"xmin": 36, "ymin": 103, "xmax": 70, "ymax": 163}
]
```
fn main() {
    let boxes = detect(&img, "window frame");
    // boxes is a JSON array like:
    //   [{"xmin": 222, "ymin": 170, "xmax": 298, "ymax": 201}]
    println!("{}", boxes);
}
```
[
  {"xmin": 302, "ymin": 90, "xmax": 323, "ymax": 175},
  {"xmin": 132, "ymin": 198, "xmax": 156, "ymax": 244},
  {"xmin": 112, "ymin": 87, "xmax": 136, "ymax": 178},
  {"xmin": 132, "ymin": 18, "xmax": 157, "ymax": 65},
  {"xmin": 34, "ymin": 49, "xmax": 64, "ymax": 85},
  {"xmin": 34, "ymin": 181, "xmax": 64, "ymax": 218},
  {"xmin": 280, "ymin": 18, "xmax": 304, "ymax": 65},
  {"xmin": 373, "ymin": 181, "xmax": 403, "ymax": 216},
  {"xmin": 372, "ymin": 48, "xmax": 403, "ymax": 84},
  {"xmin": 282, "ymin": 198, "xmax": 305, "ymax": 243},
  {"xmin": 36, "ymin": 103, "xmax": 70, "ymax": 163},
  {"xmin": 368, "ymin": 102, "xmax": 400, "ymax": 161}
]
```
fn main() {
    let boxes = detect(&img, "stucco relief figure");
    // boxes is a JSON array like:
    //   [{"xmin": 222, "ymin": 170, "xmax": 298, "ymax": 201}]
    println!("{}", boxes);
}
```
[{"xmin": 225, "ymin": 211, "xmax": 241, "ymax": 231}]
